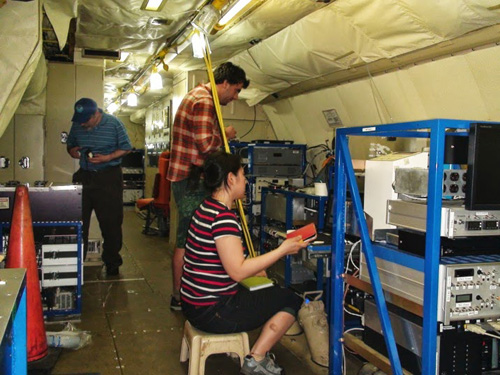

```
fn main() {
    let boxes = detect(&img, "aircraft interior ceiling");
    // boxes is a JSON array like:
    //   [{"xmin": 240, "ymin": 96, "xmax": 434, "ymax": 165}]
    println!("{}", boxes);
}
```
[{"xmin": 1, "ymin": 0, "xmax": 500, "ymax": 139}]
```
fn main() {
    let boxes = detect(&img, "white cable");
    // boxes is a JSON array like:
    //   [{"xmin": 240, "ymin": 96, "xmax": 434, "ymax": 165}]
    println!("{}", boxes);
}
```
[
  {"xmin": 465, "ymin": 324, "xmax": 500, "ymax": 339},
  {"xmin": 489, "ymin": 321, "xmax": 500, "ymax": 330},
  {"xmin": 344, "ymin": 327, "xmax": 364, "ymax": 335},
  {"xmin": 344, "ymin": 307, "xmax": 363, "ymax": 318},
  {"xmin": 341, "ymin": 330, "xmax": 366, "ymax": 374},
  {"xmin": 481, "ymin": 321, "xmax": 500, "ymax": 335},
  {"xmin": 347, "ymin": 240, "xmax": 360, "ymax": 272},
  {"xmin": 344, "ymin": 238, "xmax": 354, "ymax": 271},
  {"xmin": 342, "ymin": 345, "xmax": 346, "ymax": 375}
]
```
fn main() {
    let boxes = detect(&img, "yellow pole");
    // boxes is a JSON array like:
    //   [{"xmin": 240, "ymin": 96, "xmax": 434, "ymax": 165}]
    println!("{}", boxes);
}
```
[{"xmin": 202, "ymin": 43, "xmax": 256, "ymax": 258}]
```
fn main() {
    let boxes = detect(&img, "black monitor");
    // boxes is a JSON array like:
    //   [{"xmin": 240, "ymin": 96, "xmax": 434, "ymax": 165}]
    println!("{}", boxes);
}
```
[
  {"xmin": 122, "ymin": 149, "xmax": 144, "ymax": 168},
  {"xmin": 465, "ymin": 123, "xmax": 500, "ymax": 210},
  {"xmin": 444, "ymin": 134, "xmax": 468, "ymax": 165}
]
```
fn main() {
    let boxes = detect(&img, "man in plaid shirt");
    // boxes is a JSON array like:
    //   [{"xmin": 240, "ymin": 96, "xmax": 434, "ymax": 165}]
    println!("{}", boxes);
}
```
[{"xmin": 167, "ymin": 62, "xmax": 249, "ymax": 310}]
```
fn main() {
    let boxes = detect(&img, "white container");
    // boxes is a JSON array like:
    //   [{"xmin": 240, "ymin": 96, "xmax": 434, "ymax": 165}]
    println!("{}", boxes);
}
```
[
  {"xmin": 46, "ymin": 331, "xmax": 81, "ymax": 349},
  {"xmin": 298, "ymin": 292, "xmax": 329, "ymax": 367},
  {"xmin": 314, "ymin": 182, "xmax": 328, "ymax": 196}
]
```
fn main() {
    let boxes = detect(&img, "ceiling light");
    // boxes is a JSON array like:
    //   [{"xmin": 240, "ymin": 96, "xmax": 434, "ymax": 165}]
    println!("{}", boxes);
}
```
[
  {"xmin": 140, "ymin": 0, "xmax": 168, "ymax": 11},
  {"xmin": 191, "ymin": 31, "xmax": 207, "ymax": 58},
  {"xmin": 127, "ymin": 92, "xmax": 138, "ymax": 107},
  {"xmin": 107, "ymin": 102, "xmax": 119, "ymax": 114},
  {"xmin": 219, "ymin": 0, "xmax": 252, "ymax": 26},
  {"xmin": 150, "ymin": 66, "xmax": 163, "ymax": 90},
  {"xmin": 192, "ymin": 4, "xmax": 220, "ymax": 34}
]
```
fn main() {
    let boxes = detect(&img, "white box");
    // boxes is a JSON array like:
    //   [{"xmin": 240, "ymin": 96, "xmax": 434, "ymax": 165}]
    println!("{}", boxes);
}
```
[
  {"xmin": 364, "ymin": 152, "xmax": 428, "ymax": 238},
  {"xmin": 42, "ymin": 243, "xmax": 78, "ymax": 266}
]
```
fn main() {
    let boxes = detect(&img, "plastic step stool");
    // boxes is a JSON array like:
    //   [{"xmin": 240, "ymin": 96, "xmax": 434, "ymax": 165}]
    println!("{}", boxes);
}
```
[{"xmin": 180, "ymin": 320, "xmax": 250, "ymax": 375}]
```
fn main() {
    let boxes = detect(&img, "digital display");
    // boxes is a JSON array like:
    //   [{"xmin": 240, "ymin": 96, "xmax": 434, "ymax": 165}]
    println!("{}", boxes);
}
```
[
  {"xmin": 455, "ymin": 268, "xmax": 474, "ymax": 278},
  {"xmin": 456, "ymin": 294, "xmax": 472, "ymax": 303}
]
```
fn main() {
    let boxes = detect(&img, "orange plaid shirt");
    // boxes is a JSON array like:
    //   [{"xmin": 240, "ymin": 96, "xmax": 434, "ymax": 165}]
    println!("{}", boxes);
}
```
[{"xmin": 167, "ymin": 84, "xmax": 223, "ymax": 182}]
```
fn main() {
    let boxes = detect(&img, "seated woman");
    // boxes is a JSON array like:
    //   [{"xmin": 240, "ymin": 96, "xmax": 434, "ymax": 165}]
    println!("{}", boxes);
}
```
[{"xmin": 180, "ymin": 151, "xmax": 313, "ymax": 375}]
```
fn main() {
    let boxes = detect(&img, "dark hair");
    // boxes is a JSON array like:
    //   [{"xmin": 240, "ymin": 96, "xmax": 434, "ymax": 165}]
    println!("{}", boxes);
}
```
[
  {"xmin": 203, "ymin": 151, "xmax": 242, "ymax": 193},
  {"xmin": 213, "ymin": 62, "xmax": 250, "ymax": 89}
]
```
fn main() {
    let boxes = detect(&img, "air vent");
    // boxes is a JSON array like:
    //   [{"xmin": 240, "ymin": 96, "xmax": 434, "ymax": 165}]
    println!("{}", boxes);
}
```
[
  {"xmin": 149, "ymin": 17, "xmax": 172, "ymax": 26},
  {"xmin": 82, "ymin": 49, "xmax": 121, "ymax": 60}
]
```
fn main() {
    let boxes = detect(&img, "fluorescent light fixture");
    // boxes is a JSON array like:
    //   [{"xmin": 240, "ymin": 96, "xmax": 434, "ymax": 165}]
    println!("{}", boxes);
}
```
[
  {"xmin": 127, "ymin": 92, "xmax": 138, "ymax": 107},
  {"xmin": 150, "ymin": 66, "xmax": 163, "ymax": 90},
  {"xmin": 140, "ymin": 0, "xmax": 168, "ymax": 11},
  {"xmin": 219, "ymin": 0, "xmax": 252, "ymax": 26},
  {"xmin": 107, "ymin": 102, "xmax": 119, "ymax": 114},
  {"xmin": 192, "ymin": 4, "xmax": 220, "ymax": 34},
  {"xmin": 191, "ymin": 31, "xmax": 207, "ymax": 58}
]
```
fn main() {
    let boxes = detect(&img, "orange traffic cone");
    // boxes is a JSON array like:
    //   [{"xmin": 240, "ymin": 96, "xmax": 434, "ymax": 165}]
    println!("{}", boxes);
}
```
[{"xmin": 6, "ymin": 185, "xmax": 48, "ymax": 362}]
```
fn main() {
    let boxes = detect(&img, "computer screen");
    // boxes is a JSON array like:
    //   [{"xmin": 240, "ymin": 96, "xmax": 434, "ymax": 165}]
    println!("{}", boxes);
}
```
[
  {"xmin": 121, "ymin": 149, "xmax": 144, "ymax": 168},
  {"xmin": 465, "ymin": 123, "xmax": 500, "ymax": 210}
]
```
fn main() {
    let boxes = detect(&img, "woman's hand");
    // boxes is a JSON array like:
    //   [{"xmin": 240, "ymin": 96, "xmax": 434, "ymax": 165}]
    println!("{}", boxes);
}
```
[
  {"xmin": 254, "ymin": 270, "xmax": 268, "ymax": 277},
  {"xmin": 277, "ymin": 236, "xmax": 312, "ymax": 256}
]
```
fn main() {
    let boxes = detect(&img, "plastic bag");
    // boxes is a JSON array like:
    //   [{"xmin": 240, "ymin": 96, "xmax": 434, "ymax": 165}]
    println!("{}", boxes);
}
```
[{"xmin": 46, "ymin": 322, "xmax": 92, "ymax": 350}]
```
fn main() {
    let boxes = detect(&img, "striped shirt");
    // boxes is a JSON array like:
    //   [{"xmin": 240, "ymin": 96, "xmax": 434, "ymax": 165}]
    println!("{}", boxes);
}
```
[
  {"xmin": 67, "ymin": 110, "xmax": 132, "ymax": 171},
  {"xmin": 180, "ymin": 197, "xmax": 242, "ymax": 307},
  {"xmin": 167, "ymin": 84, "xmax": 222, "ymax": 182}
]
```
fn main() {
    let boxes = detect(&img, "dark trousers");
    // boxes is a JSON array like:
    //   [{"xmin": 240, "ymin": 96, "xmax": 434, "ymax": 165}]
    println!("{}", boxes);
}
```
[
  {"xmin": 79, "ymin": 165, "xmax": 124, "ymax": 268},
  {"xmin": 182, "ymin": 285, "xmax": 302, "ymax": 334}
]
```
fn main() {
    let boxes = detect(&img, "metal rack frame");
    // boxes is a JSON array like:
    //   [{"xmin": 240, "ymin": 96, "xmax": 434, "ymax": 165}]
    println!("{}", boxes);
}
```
[
  {"xmin": 0, "ymin": 221, "xmax": 83, "ymax": 317},
  {"xmin": 260, "ymin": 188, "xmax": 328, "ymax": 288},
  {"xmin": 329, "ymin": 119, "xmax": 500, "ymax": 375}
]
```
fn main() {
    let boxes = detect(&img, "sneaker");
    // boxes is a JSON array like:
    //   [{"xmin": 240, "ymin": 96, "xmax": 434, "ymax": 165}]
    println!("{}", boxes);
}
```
[
  {"xmin": 170, "ymin": 295, "xmax": 182, "ymax": 311},
  {"xmin": 240, "ymin": 353, "xmax": 284, "ymax": 375}
]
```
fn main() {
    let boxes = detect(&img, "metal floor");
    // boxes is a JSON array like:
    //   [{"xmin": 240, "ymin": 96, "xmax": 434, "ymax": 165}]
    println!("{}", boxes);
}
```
[{"xmin": 48, "ymin": 208, "xmax": 363, "ymax": 375}]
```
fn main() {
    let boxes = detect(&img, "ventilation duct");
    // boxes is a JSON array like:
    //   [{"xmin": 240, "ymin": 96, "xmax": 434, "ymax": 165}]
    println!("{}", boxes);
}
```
[{"xmin": 82, "ymin": 49, "xmax": 120, "ymax": 60}]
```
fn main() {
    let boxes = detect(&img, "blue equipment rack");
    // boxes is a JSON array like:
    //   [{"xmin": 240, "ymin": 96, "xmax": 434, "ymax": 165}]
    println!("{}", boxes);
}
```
[
  {"xmin": 260, "ymin": 188, "xmax": 328, "ymax": 289},
  {"xmin": 0, "ymin": 221, "xmax": 83, "ymax": 317},
  {"xmin": 330, "ymin": 119, "xmax": 500, "ymax": 375}
]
